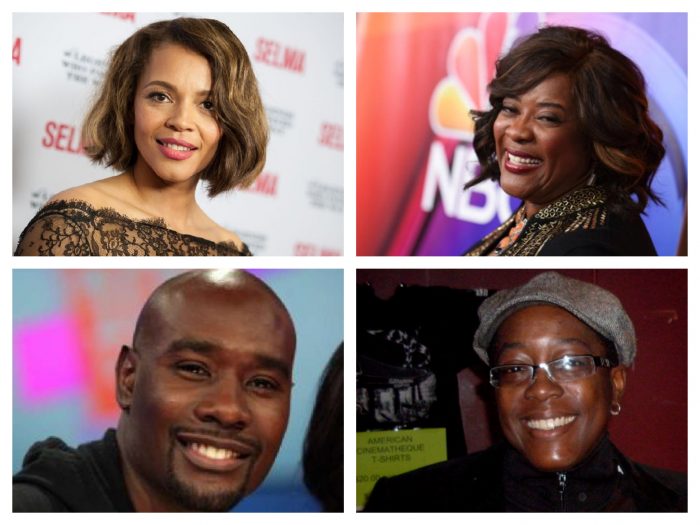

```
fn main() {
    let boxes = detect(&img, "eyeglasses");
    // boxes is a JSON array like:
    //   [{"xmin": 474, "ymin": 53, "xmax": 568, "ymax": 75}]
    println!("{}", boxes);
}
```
[{"xmin": 489, "ymin": 355, "xmax": 614, "ymax": 388}]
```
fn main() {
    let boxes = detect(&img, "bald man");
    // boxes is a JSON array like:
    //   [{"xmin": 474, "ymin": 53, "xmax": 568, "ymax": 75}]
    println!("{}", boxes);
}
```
[{"xmin": 13, "ymin": 270, "xmax": 296, "ymax": 512}]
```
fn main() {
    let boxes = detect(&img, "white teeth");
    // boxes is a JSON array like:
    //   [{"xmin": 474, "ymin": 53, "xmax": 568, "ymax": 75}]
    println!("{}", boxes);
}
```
[
  {"xmin": 189, "ymin": 442, "xmax": 234, "ymax": 460},
  {"xmin": 527, "ymin": 416, "xmax": 576, "ymax": 430},
  {"xmin": 163, "ymin": 142, "xmax": 192, "ymax": 152},
  {"xmin": 507, "ymin": 152, "xmax": 542, "ymax": 166}
]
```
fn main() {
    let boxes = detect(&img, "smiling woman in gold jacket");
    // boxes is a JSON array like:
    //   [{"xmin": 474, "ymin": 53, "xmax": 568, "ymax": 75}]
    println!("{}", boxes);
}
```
[{"xmin": 463, "ymin": 26, "xmax": 663, "ymax": 256}]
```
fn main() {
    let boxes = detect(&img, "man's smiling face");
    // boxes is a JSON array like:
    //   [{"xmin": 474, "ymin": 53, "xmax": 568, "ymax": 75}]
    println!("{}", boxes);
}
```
[{"xmin": 117, "ymin": 272, "xmax": 295, "ymax": 511}]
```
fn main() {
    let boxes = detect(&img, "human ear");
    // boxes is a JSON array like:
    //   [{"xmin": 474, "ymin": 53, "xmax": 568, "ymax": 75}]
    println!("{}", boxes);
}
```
[
  {"xmin": 610, "ymin": 366, "xmax": 627, "ymax": 405},
  {"xmin": 116, "ymin": 345, "xmax": 139, "ymax": 411}
]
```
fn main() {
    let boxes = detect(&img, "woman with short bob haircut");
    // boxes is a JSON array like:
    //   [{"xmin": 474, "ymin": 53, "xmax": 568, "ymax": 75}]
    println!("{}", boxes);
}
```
[
  {"xmin": 16, "ymin": 17, "xmax": 268, "ymax": 256},
  {"xmin": 464, "ymin": 26, "xmax": 665, "ymax": 256}
]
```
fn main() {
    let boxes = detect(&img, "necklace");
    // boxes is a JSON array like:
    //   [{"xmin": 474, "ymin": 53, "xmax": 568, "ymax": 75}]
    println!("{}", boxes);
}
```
[{"xmin": 491, "ymin": 207, "xmax": 528, "ymax": 255}]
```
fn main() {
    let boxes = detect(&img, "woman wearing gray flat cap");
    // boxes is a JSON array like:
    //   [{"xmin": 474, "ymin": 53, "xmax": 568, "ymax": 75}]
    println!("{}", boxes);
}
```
[{"xmin": 364, "ymin": 272, "xmax": 686, "ymax": 512}]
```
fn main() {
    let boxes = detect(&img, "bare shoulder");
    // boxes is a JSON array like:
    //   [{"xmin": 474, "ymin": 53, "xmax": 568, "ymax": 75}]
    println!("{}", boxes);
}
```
[
  {"xmin": 48, "ymin": 184, "xmax": 100, "ymax": 205},
  {"xmin": 197, "ymin": 210, "xmax": 245, "ymax": 248},
  {"xmin": 47, "ymin": 175, "xmax": 129, "ymax": 209},
  {"xmin": 213, "ymin": 223, "xmax": 245, "ymax": 249},
  {"xmin": 220, "ymin": 226, "xmax": 245, "ymax": 248}
]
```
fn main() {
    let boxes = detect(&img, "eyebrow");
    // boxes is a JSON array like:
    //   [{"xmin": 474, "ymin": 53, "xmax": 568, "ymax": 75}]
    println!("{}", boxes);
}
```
[
  {"xmin": 550, "ymin": 337, "xmax": 593, "ymax": 349},
  {"xmin": 495, "ymin": 338, "xmax": 593, "ymax": 357},
  {"xmin": 164, "ymin": 339, "xmax": 292, "ymax": 379},
  {"xmin": 166, "ymin": 339, "xmax": 218, "ymax": 355},
  {"xmin": 142, "ymin": 80, "xmax": 211, "ymax": 97},
  {"xmin": 536, "ymin": 101, "xmax": 566, "ymax": 111},
  {"xmin": 503, "ymin": 95, "xmax": 567, "ymax": 111},
  {"xmin": 255, "ymin": 355, "xmax": 293, "ymax": 380}
]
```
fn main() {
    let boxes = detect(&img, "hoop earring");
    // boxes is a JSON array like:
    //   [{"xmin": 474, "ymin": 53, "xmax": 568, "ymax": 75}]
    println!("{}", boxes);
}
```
[{"xmin": 610, "ymin": 402, "xmax": 621, "ymax": 416}]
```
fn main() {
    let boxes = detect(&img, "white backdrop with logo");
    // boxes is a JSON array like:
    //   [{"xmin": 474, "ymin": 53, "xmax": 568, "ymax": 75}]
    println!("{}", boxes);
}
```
[{"xmin": 13, "ymin": 12, "xmax": 344, "ymax": 255}]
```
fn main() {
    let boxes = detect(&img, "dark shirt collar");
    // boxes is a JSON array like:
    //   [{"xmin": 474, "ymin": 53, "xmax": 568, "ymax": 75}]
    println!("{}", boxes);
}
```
[{"xmin": 502, "ymin": 434, "xmax": 622, "ymax": 512}]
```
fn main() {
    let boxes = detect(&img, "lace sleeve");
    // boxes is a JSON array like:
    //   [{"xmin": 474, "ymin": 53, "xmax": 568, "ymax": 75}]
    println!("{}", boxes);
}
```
[{"xmin": 14, "ymin": 212, "xmax": 91, "ymax": 256}]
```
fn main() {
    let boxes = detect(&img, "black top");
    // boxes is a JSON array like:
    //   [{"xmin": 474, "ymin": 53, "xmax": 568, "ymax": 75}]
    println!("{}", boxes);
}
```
[
  {"xmin": 536, "ymin": 211, "xmax": 657, "ymax": 256},
  {"xmin": 15, "ymin": 199, "xmax": 252, "ymax": 256},
  {"xmin": 363, "ymin": 436, "xmax": 686, "ymax": 512},
  {"xmin": 464, "ymin": 186, "xmax": 657, "ymax": 256},
  {"xmin": 13, "ymin": 429, "xmax": 135, "ymax": 512}
]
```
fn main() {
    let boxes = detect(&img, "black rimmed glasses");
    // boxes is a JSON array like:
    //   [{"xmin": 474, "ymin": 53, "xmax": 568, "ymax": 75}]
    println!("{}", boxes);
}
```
[{"xmin": 489, "ymin": 355, "xmax": 615, "ymax": 388}]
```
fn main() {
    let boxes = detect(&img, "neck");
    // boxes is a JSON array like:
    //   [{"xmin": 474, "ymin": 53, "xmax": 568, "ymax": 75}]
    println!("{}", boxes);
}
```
[
  {"xmin": 523, "ymin": 201, "xmax": 541, "ymax": 218},
  {"xmin": 523, "ymin": 181, "xmax": 591, "ymax": 219},
  {"xmin": 128, "ymin": 158, "xmax": 201, "ymax": 232}
]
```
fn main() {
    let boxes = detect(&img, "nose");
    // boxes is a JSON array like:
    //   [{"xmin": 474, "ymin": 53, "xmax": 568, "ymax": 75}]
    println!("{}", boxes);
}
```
[
  {"xmin": 194, "ymin": 379, "xmax": 252, "ymax": 429},
  {"xmin": 165, "ymin": 103, "xmax": 195, "ymax": 132},
  {"xmin": 524, "ymin": 366, "xmax": 564, "ymax": 401},
  {"xmin": 505, "ymin": 114, "xmax": 534, "ymax": 143}
]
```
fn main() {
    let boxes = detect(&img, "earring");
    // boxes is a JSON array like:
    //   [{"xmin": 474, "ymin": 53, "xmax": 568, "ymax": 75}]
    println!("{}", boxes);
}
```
[
  {"xmin": 585, "ymin": 168, "xmax": 597, "ymax": 186},
  {"xmin": 610, "ymin": 401, "xmax": 621, "ymax": 416}
]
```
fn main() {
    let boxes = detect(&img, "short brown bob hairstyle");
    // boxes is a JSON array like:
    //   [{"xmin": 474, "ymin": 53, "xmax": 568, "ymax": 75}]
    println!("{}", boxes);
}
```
[
  {"xmin": 470, "ymin": 25, "xmax": 665, "ymax": 214},
  {"xmin": 82, "ymin": 17, "xmax": 268, "ymax": 197}
]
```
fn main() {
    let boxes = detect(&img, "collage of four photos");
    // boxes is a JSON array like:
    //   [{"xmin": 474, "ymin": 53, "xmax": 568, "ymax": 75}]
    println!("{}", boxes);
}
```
[{"xmin": 9, "ymin": 3, "xmax": 691, "ymax": 517}]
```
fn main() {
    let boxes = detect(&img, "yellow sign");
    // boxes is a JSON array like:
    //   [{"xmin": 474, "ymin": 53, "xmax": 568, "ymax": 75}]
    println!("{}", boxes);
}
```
[{"xmin": 356, "ymin": 428, "xmax": 447, "ymax": 509}]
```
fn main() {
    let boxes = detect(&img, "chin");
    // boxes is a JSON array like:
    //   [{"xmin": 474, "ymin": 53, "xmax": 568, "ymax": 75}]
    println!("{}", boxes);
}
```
[
  {"xmin": 153, "ymin": 167, "xmax": 200, "ymax": 185},
  {"xmin": 523, "ymin": 445, "xmax": 583, "ymax": 472},
  {"xmin": 527, "ymin": 455, "xmax": 577, "ymax": 472},
  {"xmin": 497, "ymin": 176, "xmax": 529, "ymax": 201},
  {"xmin": 171, "ymin": 481, "xmax": 245, "ymax": 512}
]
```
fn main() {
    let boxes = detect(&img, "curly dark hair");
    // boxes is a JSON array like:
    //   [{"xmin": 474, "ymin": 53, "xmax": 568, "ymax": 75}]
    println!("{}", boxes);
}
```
[
  {"xmin": 82, "ymin": 17, "xmax": 268, "ymax": 197},
  {"xmin": 303, "ymin": 343, "xmax": 343, "ymax": 512},
  {"xmin": 468, "ymin": 25, "xmax": 665, "ymax": 214}
]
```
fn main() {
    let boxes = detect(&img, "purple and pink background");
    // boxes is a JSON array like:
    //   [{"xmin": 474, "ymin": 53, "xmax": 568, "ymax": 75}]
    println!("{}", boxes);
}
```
[{"xmin": 13, "ymin": 269, "xmax": 343, "ymax": 511}]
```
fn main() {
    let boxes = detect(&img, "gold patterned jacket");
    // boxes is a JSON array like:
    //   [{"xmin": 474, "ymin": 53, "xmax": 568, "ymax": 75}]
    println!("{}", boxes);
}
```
[{"xmin": 464, "ymin": 186, "xmax": 656, "ymax": 256}]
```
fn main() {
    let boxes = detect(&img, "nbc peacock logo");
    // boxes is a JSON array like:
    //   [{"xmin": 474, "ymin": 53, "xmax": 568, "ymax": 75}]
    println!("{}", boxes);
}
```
[
  {"xmin": 421, "ymin": 13, "xmax": 542, "ymax": 224},
  {"xmin": 429, "ymin": 13, "xmax": 542, "ymax": 140}
]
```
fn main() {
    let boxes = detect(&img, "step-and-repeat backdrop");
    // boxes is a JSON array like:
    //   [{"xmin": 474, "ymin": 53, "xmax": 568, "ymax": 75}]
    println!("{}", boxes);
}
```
[
  {"xmin": 358, "ymin": 12, "xmax": 687, "ymax": 255},
  {"xmin": 13, "ymin": 13, "xmax": 343, "ymax": 256}
]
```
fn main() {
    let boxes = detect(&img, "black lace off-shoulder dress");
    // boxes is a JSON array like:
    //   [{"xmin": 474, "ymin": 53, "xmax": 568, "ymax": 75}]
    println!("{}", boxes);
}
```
[{"xmin": 14, "ymin": 200, "xmax": 252, "ymax": 256}]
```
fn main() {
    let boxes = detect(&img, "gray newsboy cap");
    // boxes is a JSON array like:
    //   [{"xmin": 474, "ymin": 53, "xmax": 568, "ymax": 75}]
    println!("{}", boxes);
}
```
[{"xmin": 474, "ymin": 272, "xmax": 636, "ymax": 366}]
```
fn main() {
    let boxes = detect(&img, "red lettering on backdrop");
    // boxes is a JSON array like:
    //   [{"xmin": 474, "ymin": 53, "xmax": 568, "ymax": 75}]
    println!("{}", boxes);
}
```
[
  {"xmin": 255, "ymin": 38, "xmax": 275, "ymax": 63},
  {"xmin": 283, "ymin": 47, "xmax": 305, "ymax": 73},
  {"xmin": 254, "ymin": 37, "xmax": 306, "ymax": 73},
  {"xmin": 293, "ymin": 243, "xmax": 341, "ymax": 256},
  {"xmin": 318, "ymin": 123, "xmax": 343, "ymax": 150},
  {"xmin": 42, "ymin": 121, "xmax": 84, "ymax": 155},
  {"xmin": 101, "ymin": 12, "xmax": 136, "ymax": 22},
  {"xmin": 248, "ymin": 172, "xmax": 278, "ymax": 196},
  {"xmin": 294, "ymin": 243, "xmax": 316, "ymax": 256},
  {"xmin": 12, "ymin": 37, "xmax": 21, "ymax": 65}
]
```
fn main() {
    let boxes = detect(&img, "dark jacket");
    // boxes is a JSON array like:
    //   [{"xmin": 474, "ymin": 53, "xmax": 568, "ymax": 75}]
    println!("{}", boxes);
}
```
[
  {"xmin": 363, "ymin": 437, "xmax": 686, "ymax": 512},
  {"xmin": 13, "ymin": 429, "xmax": 134, "ymax": 512},
  {"xmin": 464, "ymin": 186, "xmax": 657, "ymax": 256}
]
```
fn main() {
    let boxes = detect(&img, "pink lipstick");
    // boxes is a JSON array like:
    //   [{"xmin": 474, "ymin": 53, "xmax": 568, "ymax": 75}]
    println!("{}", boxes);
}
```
[{"xmin": 156, "ymin": 138, "xmax": 197, "ymax": 161}]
